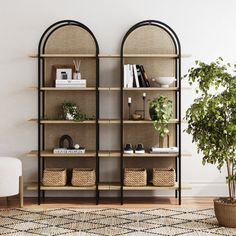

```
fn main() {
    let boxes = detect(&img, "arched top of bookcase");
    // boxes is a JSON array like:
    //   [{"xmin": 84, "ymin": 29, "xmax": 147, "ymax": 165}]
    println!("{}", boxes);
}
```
[
  {"xmin": 121, "ymin": 20, "xmax": 180, "ymax": 55},
  {"xmin": 38, "ymin": 20, "xmax": 99, "ymax": 55}
]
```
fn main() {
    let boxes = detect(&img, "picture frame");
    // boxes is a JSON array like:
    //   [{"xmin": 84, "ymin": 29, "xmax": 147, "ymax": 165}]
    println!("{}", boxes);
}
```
[{"xmin": 52, "ymin": 65, "xmax": 75, "ymax": 80}]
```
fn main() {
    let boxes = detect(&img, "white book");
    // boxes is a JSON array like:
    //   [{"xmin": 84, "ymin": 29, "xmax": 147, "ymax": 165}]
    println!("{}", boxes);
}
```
[
  {"xmin": 150, "ymin": 147, "xmax": 179, "ymax": 153},
  {"xmin": 56, "ymin": 84, "xmax": 86, "ymax": 88},
  {"xmin": 67, "ymin": 149, "xmax": 85, "ymax": 154},
  {"xmin": 133, "ymin": 64, "xmax": 140, "ymax": 87},
  {"xmin": 53, "ymin": 148, "xmax": 86, "ymax": 154},
  {"xmin": 127, "ymin": 64, "xmax": 133, "ymax": 88},
  {"xmin": 56, "ymin": 79, "xmax": 86, "ymax": 84},
  {"xmin": 53, "ymin": 148, "xmax": 67, "ymax": 154},
  {"xmin": 123, "ymin": 65, "xmax": 128, "ymax": 88}
]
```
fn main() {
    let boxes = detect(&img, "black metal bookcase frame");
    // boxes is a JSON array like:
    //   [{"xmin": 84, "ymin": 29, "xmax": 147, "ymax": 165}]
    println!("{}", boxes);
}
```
[
  {"xmin": 120, "ymin": 20, "xmax": 182, "ymax": 205},
  {"xmin": 37, "ymin": 20, "xmax": 99, "ymax": 205}
]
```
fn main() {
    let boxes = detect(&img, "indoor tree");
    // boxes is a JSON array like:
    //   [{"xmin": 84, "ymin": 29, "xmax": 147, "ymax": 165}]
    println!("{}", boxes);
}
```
[{"xmin": 185, "ymin": 57, "xmax": 236, "ymax": 204}]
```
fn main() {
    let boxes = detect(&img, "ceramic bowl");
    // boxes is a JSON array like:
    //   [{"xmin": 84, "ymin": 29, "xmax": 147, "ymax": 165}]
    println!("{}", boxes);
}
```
[{"xmin": 154, "ymin": 76, "xmax": 176, "ymax": 87}]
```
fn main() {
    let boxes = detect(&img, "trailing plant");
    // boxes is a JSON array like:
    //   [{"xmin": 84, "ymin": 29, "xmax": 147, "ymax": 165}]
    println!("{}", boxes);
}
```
[
  {"xmin": 184, "ymin": 57, "xmax": 236, "ymax": 204},
  {"xmin": 149, "ymin": 95, "xmax": 173, "ymax": 138},
  {"xmin": 62, "ymin": 101, "xmax": 87, "ymax": 121}
]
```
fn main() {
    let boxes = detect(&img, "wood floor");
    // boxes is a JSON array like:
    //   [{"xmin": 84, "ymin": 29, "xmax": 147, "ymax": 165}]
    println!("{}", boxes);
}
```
[{"xmin": 0, "ymin": 197, "xmax": 215, "ymax": 208}]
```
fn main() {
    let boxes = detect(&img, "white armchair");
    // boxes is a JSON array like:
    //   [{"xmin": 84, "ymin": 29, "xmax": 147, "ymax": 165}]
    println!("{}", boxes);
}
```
[{"xmin": 0, "ymin": 157, "xmax": 23, "ymax": 207}]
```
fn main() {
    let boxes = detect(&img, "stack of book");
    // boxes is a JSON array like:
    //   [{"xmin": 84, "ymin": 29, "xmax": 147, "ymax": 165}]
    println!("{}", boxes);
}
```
[
  {"xmin": 55, "ymin": 79, "xmax": 86, "ymax": 88},
  {"xmin": 150, "ymin": 147, "xmax": 178, "ymax": 153},
  {"xmin": 53, "ymin": 148, "xmax": 86, "ymax": 154},
  {"xmin": 123, "ymin": 64, "xmax": 150, "ymax": 88}
]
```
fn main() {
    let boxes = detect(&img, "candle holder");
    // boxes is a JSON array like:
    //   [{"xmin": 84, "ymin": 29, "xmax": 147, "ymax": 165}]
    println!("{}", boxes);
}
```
[
  {"xmin": 142, "ymin": 93, "xmax": 146, "ymax": 120},
  {"xmin": 128, "ymin": 103, "xmax": 131, "ymax": 120}
]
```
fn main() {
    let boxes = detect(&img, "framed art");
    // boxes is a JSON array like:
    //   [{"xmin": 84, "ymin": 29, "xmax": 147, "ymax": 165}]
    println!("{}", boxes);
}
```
[{"xmin": 52, "ymin": 65, "xmax": 75, "ymax": 80}]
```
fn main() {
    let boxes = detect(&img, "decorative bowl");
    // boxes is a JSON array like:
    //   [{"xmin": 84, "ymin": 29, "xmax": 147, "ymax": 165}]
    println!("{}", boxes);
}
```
[
  {"xmin": 153, "ymin": 77, "xmax": 176, "ymax": 87},
  {"xmin": 132, "ymin": 113, "xmax": 142, "ymax": 120}
]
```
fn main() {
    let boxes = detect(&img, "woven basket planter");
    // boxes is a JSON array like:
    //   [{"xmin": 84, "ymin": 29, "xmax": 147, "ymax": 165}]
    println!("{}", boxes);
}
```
[
  {"xmin": 214, "ymin": 198, "xmax": 236, "ymax": 228},
  {"xmin": 42, "ymin": 168, "xmax": 67, "ymax": 186},
  {"xmin": 153, "ymin": 168, "xmax": 175, "ymax": 186},
  {"xmin": 124, "ymin": 168, "xmax": 147, "ymax": 186},
  {"xmin": 71, "ymin": 168, "xmax": 96, "ymax": 186}
]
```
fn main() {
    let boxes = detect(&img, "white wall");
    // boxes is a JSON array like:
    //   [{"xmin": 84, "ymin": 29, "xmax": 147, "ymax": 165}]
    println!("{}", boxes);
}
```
[{"xmin": 0, "ymin": 0, "xmax": 235, "ymax": 197}]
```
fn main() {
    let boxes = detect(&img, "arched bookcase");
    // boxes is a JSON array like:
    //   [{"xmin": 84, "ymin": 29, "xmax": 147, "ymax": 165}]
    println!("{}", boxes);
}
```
[
  {"xmin": 36, "ymin": 20, "xmax": 99, "ymax": 205},
  {"xmin": 120, "ymin": 20, "xmax": 182, "ymax": 204}
]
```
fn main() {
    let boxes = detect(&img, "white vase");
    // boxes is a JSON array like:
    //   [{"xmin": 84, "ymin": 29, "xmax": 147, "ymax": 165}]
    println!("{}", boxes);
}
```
[{"xmin": 73, "ymin": 72, "xmax": 81, "ymax": 80}]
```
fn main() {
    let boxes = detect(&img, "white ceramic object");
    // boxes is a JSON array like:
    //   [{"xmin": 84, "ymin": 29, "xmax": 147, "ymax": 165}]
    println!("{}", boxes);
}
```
[
  {"xmin": 153, "ymin": 76, "xmax": 176, "ymax": 87},
  {"xmin": 0, "ymin": 157, "xmax": 22, "ymax": 197}
]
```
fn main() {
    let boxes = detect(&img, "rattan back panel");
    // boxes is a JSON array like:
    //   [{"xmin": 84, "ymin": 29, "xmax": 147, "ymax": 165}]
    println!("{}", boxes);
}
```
[
  {"xmin": 45, "ymin": 25, "xmax": 96, "ymax": 54},
  {"xmin": 123, "ymin": 25, "xmax": 175, "ymax": 54},
  {"xmin": 44, "ymin": 91, "xmax": 96, "ymax": 119},
  {"xmin": 45, "ymin": 125, "xmax": 95, "ymax": 150}
]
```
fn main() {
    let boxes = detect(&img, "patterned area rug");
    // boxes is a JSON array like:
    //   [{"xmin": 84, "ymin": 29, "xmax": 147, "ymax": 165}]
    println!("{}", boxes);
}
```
[{"xmin": 0, "ymin": 208, "xmax": 235, "ymax": 236}]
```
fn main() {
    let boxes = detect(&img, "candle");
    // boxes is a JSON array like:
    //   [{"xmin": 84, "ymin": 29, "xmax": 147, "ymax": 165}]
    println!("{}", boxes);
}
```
[
  {"xmin": 128, "ymin": 97, "xmax": 132, "ymax": 104},
  {"xmin": 143, "ymin": 93, "xmax": 146, "ymax": 98}
]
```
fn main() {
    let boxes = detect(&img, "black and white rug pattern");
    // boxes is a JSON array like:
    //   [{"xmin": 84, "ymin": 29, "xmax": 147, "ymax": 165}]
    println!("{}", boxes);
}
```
[{"xmin": 0, "ymin": 208, "xmax": 235, "ymax": 236}]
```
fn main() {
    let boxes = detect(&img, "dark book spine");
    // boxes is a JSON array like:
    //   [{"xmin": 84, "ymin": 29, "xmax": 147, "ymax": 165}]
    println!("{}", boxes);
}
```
[
  {"xmin": 132, "ymin": 65, "xmax": 137, "ymax": 87},
  {"xmin": 140, "ymin": 65, "xmax": 150, "ymax": 87},
  {"xmin": 137, "ymin": 65, "xmax": 146, "ymax": 87}
]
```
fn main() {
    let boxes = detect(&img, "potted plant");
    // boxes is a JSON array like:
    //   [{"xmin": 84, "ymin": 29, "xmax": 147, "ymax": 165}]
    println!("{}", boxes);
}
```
[
  {"xmin": 62, "ymin": 101, "xmax": 87, "ymax": 121},
  {"xmin": 149, "ymin": 95, "xmax": 173, "ymax": 147},
  {"xmin": 184, "ymin": 58, "xmax": 236, "ymax": 227}
]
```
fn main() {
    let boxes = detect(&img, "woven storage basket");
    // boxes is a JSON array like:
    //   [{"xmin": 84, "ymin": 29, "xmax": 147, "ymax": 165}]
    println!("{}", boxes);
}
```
[
  {"xmin": 42, "ymin": 168, "xmax": 67, "ymax": 186},
  {"xmin": 124, "ymin": 168, "xmax": 147, "ymax": 186},
  {"xmin": 153, "ymin": 168, "xmax": 175, "ymax": 186},
  {"xmin": 71, "ymin": 168, "xmax": 96, "ymax": 186}
]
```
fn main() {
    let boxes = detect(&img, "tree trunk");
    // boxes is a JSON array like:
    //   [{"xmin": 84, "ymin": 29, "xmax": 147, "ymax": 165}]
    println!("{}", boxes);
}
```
[{"xmin": 159, "ymin": 136, "xmax": 164, "ymax": 148}]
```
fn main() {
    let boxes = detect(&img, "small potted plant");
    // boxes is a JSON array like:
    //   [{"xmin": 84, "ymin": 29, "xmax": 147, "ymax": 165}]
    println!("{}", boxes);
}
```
[
  {"xmin": 184, "ymin": 58, "xmax": 236, "ymax": 227},
  {"xmin": 62, "ymin": 101, "xmax": 87, "ymax": 121},
  {"xmin": 149, "ymin": 95, "xmax": 172, "ymax": 147}
]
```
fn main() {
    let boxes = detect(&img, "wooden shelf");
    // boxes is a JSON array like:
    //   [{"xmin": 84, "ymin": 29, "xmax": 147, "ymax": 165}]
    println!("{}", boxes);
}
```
[
  {"xmin": 123, "ymin": 152, "xmax": 191, "ymax": 157},
  {"xmin": 27, "ymin": 150, "xmax": 96, "ymax": 157},
  {"xmin": 30, "ymin": 87, "xmax": 191, "ymax": 91},
  {"xmin": 26, "ymin": 182, "xmax": 190, "ymax": 191},
  {"xmin": 124, "ymin": 87, "xmax": 178, "ymax": 91},
  {"xmin": 98, "ymin": 182, "xmax": 121, "ymax": 190},
  {"xmin": 123, "ymin": 183, "xmax": 191, "ymax": 190},
  {"xmin": 28, "ymin": 119, "xmax": 96, "ymax": 124},
  {"xmin": 99, "ymin": 151, "xmax": 121, "ymax": 157},
  {"xmin": 123, "ymin": 119, "xmax": 179, "ymax": 124},
  {"xmin": 29, "ymin": 53, "xmax": 191, "ymax": 59},
  {"xmin": 28, "ymin": 119, "xmax": 184, "ymax": 124},
  {"xmin": 27, "ymin": 183, "xmax": 96, "ymax": 191},
  {"xmin": 40, "ymin": 87, "xmax": 96, "ymax": 91},
  {"xmin": 27, "ymin": 150, "xmax": 190, "ymax": 158}
]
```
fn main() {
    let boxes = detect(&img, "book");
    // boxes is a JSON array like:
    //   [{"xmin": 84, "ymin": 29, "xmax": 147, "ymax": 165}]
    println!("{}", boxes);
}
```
[
  {"xmin": 123, "ymin": 65, "xmax": 128, "ymax": 88},
  {"xmin": 127, "ymin": 64, "xmax": 133, "ymax": 88},
  {"xmin": 53, "ymin": 148, "xmax": 86, "ymax": 154},
  {"xmin": 123, "ymin": 64, "xmax": 133, "ymax": 88},
  {"xmin": 132, "ymin": 65, "xmax": 139, "ymax": 87},
  {"xmin": 136, "ymin": 65, "xmax": 146, "ymax": 87},
  {"xmin": 140, "ymin": 65, "xmax": 150, "ymax": 87},
  {"xmin": 150, "ymin": 147, "xmax": 178, "ymax": 153},
  {"xmin": 55, "ymin": 79, "xmax": 86, "ymax": 88},
  {"xmin": 56, "ymin": 84, "xmax": 86, "ymax": 88},
  {"xmin": 55, "ymin": 79, "xmax": 86, "ymax": 84}
]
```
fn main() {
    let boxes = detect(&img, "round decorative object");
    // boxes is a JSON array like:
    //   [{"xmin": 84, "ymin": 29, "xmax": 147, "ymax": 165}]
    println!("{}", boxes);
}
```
[
  {"xmin": 149, "ymin": 107, "xmax": 157, "ymax": 120},
  {"xmin": 152, "ymin": 76, "xmax": 176, "ymax": 87},
  {"xmin": 214, "ymin": 198, "xmax": 236, "ymax": 228},
  {"xmin": 59, "ymin": 135, "xmax": 74, "ymax": 149},
  {"xmin": 74, "ymin": 144, "xmax": 80, "ymax": 149},
  {"xmin": 132, "ymin": 113, "xmax": 142, "ymax": 120}
]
